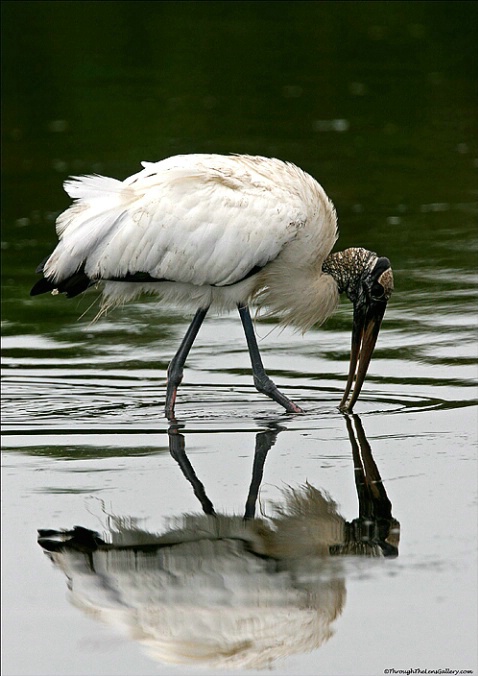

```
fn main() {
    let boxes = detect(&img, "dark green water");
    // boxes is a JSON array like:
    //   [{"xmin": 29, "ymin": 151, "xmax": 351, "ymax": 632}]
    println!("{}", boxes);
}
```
[{"xmin": 2, "ymin": 3, "xmax": 477, "ymax": 675}]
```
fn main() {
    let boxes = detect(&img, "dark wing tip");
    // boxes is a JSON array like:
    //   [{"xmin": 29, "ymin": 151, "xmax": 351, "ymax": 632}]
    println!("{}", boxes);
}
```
[
  {"xmin": 30, "ymin": 264, "xmax": 93, "ymax": 298},
  {"xmin": 30, "ymin": 277, "xmax": 56, "ymax": 296},
  {"xmin": 61, "ymin": 272, "xmax": 93, "ymax": 297},
  {"xmin": 35, "ymin": 256, "xmax": 50, "ymax": 274}
]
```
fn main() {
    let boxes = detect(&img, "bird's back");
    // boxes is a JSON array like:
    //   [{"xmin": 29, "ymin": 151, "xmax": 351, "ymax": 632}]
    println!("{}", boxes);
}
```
[{"xmin": 34, "ymin": 154, "xmax": 338, "ymax": 320}]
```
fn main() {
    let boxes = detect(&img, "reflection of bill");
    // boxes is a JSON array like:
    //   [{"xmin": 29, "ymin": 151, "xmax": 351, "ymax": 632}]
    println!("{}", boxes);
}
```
[{"xmin": 38, "ymin": 415, "xmax": 399, "ymax": 670}]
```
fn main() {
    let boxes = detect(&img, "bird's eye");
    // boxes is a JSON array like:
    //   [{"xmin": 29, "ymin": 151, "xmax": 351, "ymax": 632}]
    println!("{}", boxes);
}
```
[{"xmin": 371, "ymin": 281, "xmax": 385, "ymax": 300}]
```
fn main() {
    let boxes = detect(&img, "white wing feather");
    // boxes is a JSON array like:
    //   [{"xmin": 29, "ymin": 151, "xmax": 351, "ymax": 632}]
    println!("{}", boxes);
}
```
[
  {"xmin": 41, "ymin": 155, "xmax": 338, "ymax": 322},
  {"xmin": 44, "ymin": 156, "xmax": 310, "ymax": 285}
]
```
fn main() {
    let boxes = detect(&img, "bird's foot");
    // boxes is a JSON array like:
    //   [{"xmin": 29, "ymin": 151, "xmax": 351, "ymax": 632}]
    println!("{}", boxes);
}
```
[
  {"xmin": 253, "ymin": 375, "xmax": 305, "ymax": 414},
  {"xmin": 285, "ymin": 401, "xmax": 306, "ymax": 414}
]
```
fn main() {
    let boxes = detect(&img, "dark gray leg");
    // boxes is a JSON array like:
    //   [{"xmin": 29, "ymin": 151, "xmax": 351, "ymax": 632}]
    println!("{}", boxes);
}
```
[
  {"xmin": 238, "ymin": 304, "xmax": 304, "ymax": 413},
  {"xmin": 165, "ymin": 307, "xmax": 209, "ymax": 419}
]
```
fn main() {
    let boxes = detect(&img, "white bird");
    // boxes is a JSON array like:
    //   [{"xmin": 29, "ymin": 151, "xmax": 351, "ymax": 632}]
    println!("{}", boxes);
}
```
[{"xmin": 31, "ymin": 154, "xmax": 393, "ymax": 417}]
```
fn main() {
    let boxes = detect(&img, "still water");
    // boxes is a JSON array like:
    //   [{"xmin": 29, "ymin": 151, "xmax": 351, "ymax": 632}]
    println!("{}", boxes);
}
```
[{"xmin": 2, "ymin": 3, "xmax": 477, "ymax": 675}]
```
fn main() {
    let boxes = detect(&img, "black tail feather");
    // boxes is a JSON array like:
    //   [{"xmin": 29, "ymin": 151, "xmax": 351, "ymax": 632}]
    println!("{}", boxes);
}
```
[{"xmin": 30, "ymin": 261, "xmax": 93, "ymax": 298}]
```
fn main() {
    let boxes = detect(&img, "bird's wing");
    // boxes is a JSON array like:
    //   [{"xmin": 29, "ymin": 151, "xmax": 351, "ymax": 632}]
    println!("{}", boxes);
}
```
[{"xmin": 43, "ymin": 157, "xmax": 311, "ymax": 287}]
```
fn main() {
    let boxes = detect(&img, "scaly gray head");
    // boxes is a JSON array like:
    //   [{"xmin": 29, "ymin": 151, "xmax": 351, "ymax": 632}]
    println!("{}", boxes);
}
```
[{"xmin": 322, "ymin": 247, "xmax": 393, "ymax": 412}]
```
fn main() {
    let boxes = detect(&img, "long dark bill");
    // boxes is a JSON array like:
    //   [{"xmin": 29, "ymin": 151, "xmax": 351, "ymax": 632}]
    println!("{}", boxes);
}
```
[{"xmin": 339, "ymin": 299, "xmax": 387, "ymax": 412}]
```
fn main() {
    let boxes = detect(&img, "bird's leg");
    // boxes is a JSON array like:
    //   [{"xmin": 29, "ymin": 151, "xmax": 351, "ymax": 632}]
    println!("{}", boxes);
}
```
[
  {"xmin": 165, "ymin": 307, "xmax": 209, "ymax": 419},
  {"xmin": 238, "ymin": 304, "xmax": 305, "ymax": 414}
]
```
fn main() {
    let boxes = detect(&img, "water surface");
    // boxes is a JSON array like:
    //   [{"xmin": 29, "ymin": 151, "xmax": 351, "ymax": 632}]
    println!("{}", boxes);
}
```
[{"xmin": 1, "ymin": 3, "xmax": 477, "ymax": 675}]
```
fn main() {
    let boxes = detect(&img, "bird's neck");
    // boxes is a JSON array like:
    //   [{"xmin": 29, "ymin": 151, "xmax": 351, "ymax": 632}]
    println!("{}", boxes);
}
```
[{"xmin": 322, "ymin": 247, "xmax": 378, "ymax": 302}]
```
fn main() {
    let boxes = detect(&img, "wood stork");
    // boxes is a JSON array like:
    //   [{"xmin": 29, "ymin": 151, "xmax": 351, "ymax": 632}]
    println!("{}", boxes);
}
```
[{"xmin": 30, "ymin": 154, "xmax": 393, "ymax": 417}]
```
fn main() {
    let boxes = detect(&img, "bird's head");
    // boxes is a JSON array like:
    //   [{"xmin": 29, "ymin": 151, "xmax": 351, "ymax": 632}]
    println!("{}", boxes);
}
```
[{"xmin": 323, "ymin": 248, "xmax": 394, "ymax": 411}]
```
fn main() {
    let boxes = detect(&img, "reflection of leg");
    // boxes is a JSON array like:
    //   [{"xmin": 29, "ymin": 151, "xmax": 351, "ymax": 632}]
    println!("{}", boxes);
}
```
[
  {"xmin": 168, "ymin": 425, "xmax": 215, "ymax": 516},
  {"xmin": 244, "ymin": 428, "xmax": 280, "ymax": 519},
  {"xmin": 165, "ymin": 307, "xmax": 209, "ymax": 419},
  {"xmin": 238, "ymin": 304, "xmax": 304, "ymax": 413}
]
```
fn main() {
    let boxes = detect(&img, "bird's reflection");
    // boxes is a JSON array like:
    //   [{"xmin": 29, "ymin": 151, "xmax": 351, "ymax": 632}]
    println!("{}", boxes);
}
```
[{"xmin": 38, "ymin": 415, "xmax": 399, "ymax": 670}]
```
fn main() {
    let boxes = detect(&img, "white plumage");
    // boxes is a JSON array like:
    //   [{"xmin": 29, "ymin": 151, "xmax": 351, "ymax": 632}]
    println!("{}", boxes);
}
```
[
  {"xmin": 32, "ymin": 153, "xmax": 393, "ymax": 416},
  {"xmin": 44, "ymin": 154, "xmax": 339, "ymax": 327}
]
